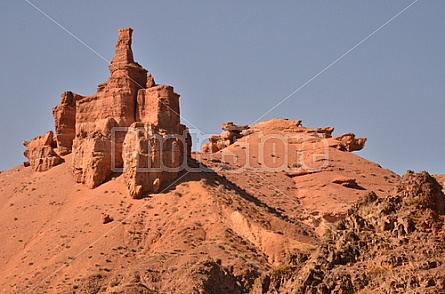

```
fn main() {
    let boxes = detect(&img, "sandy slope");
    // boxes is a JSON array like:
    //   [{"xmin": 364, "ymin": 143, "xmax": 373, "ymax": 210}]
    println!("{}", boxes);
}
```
[
  {"xmin": 198, "ymin": 118, "xmax": 400, "ymax": 235},
  {"xmin": 1, "ymin": 118, "xmax": 441, "ymax": 293},
  {"xmin": 0, "ymin": 154, "xmax": 316, "ymax": 293}
]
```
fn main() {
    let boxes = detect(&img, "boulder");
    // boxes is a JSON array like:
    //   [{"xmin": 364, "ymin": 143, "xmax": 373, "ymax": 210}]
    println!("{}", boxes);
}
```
[
  {"xmin": 221, "ymin": 121, "xmax": 249, "ymax": 132},
  {"xmin": 315, "ymin": 126, "xmax": 334, "ymax": 138},
  {"xmin": 102, "ymin": 214, "xmax": 113, "ymax": 224},
  {"xmin": 23, "ymin": 130, "xmax": 55, "ymax": 151},
  {"xmin": 202, "ymin": 122, "xmax": 250, "ymax": 153},
  {"xmin": 27, "ymin": 146, "xmax": 64, "ymax": 172},
  {"xmin": 329, "ymin": 133, "xmax": 367, "ymax": 152},
  {"xmin": 396, "ymin": 170, "xmax": 445, "ymax": 215},
  {"xmin": 23, "ymin": 131, "xmax": 63, "ymax": 172},
  {"xmin": 332, "ymin": 177, "xmax": 358, "ymax": 188}
]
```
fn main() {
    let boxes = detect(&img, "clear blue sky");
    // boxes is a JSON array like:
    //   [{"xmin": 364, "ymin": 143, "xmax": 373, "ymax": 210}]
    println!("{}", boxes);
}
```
[{"xmin": 0, "ymin": 1, "xmax": 444, "ymax": 175}]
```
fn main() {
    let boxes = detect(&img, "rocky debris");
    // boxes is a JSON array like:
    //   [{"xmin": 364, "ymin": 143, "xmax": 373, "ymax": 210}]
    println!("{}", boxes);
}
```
[
  {"xmin": 23, "ymin": 27, "xmax": 191, "ymax": 194},
  {"xmin": 252, "ymin": 171, "xmax": 445, "ymax": 293},
  {"xmin": 102, "ymin": 214, "xmax": 113, "ymax": 224},
  {"xmin": 202, "ymin": 122, "xmax": 249, "ymax": 153},
  {"xmin": 23, "ymin": 131, "xmax": 64, "ymax": 172},
  {"xmin": 395, "ymin": 170, "xmax": 445, "ymax": 215}
]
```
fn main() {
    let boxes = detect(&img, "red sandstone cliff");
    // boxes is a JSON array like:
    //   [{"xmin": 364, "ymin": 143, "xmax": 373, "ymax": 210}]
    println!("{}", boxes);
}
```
[{"xmin": 25, "ymin": 28, "xmax": 191, "ymax": 197}]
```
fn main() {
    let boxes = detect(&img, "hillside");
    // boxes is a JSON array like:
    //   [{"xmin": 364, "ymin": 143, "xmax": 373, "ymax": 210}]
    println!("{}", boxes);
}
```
[
  {"xmin": 2, "ymin": 126, "xmax": 445, "ymax": 293},
  {"xmin": 1, "ymin": 27, "xmax": 445, "ymax": 294},
  {"xmin": 0, "ymin": 152, "xmax": 318, "ymax": 293}
]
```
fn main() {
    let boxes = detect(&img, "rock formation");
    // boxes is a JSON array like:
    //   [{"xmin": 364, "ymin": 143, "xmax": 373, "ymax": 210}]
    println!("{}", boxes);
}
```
[
  {"xmin": 123, "ymin": 82, "xmax": 190, "ymax": 198},
  {"xmin": 202, "ymin": 122, "xmax": 249, "ymax": 153},
  {"xmin": 202, "ymin": 119, "xmax": 366, "ymax": 154},
  {"xmin": 52, "ymin": 91, "xmax": 78, "ymax": 155},
  {"xmin": 252, "ymin": 171, "xmax": 445, "ymax": 293},
  {"xmin": 23, "ymin": 131, "xmax": 64, "ymax": 172},
  {"xmin": 25, "ymin": 28, "xmax": 190, "ymax": 196},
  {"xmin": 68, "ymin": 27, "xmax": 149, "ymax": 189},
  {"xmin": 328, "ymin": 133, "xmax": 367, "ymax": 152}
]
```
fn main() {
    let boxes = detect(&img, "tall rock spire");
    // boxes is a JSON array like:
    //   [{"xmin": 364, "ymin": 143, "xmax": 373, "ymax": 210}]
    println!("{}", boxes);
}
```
[{"xmin": 110, "ymin": 27, "xmax": 135, "ymax": 66}]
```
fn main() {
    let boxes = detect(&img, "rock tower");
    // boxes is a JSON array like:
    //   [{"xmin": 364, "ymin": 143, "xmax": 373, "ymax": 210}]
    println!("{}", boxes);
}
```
[{"xmin": 25, "ymin": 28, "xmax": 191, "ymax": 198}]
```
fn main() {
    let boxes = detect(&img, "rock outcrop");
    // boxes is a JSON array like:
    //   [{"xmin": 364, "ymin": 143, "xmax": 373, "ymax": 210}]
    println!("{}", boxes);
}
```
[
  {"xmin": 120, "ymin": 56, "xmax": 189, "ymax": 197},
  {"xmin": 52, "ymin": 91, "xmax": 79, "ymax": 155},
  {"xmin": 68, "ymin": 27, "xmax": 149, "ymax": 189},
  {"xmin": 26, "ymin": 28, "xmax": 190, "ymax": 195},
  {"xmin": 396, "ymin": 170, "xmax": 445, "ymax": 215},
  {"xmin": 328, "ymin": 133, "xmax": 367, "ymax": 152},
  {"xmin": 69, "ymin": 27, "xmax": 189, "ymax": 193},
  {"xmin": 202, "ymin": 122, "xmax": 249, "ymax": 153},
  {"xmin": 23, "ymin": 131, "xmax": 64, "ymax": 172},
  {"xmin": 252, "ymin": 171, "xmax": 445, "ymax": 293},
  {"xmin": 202, "ymin": 119, "xmax": 366, "ymax": 154}
]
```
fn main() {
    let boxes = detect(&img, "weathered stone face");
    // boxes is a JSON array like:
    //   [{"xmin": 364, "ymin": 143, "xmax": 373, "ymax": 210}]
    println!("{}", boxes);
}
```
[
  {"xmin": 110, "ymin": 27, "xmax": 135, "ymax": 66},
  {"xmin": 52, "ymin": 91, "xmax": 79, "ymax": 155},
  {"xmin": 136, "ymin": 85, "xmax": 180, "ymax": 133},
  {"xmin": 23, "ymin": 27, "xmax": 192, "ymax": 195},
  {"xmin": 72, "ymin": 134, "xmax": 112, "ymax": 189},
  {"xmin": 64, "ymin": 28, "xmax": 148, "ymax": 188},
  {"xmin": 202, "ymin": 122, "xmax": 250, "ymax": 154},
  {"xmin": 201, "ymin": 120, "xmax": 366, "ymax": 154},
  {"xmin": 23, "ymin": 131, "xmax": 64, "ymax": 172},
  {"xmin": 122, "ymin": 121, "xmax": 187, "ymax": 198}
]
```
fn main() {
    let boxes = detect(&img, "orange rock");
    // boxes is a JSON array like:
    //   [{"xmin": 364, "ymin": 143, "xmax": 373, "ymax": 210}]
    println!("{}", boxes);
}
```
[
  {"xmin": 23, "ymin": 131, "xmax": 63, "ymax": 172},
  {"xmin": 23, "ymin": 130, "xmax": 55, "ymax": 151},
  {"xmin": 43, "ymin": 28, "xmax": 190, "ymax": 193},
  {"xmin": 329, "ymin": 133, "xmax": 367, "ymax": 152},
  {"xmin": 26, "ymin": 146, "xmax": 64, "ymax": 172},
  {"xmin": 52, "ymin": 91, "xmax": 79, "ymax": 155},
  {"xmin": 72, "ymin": 134, "xmax": 112, "ymax": 189},
  {"xmin": 203, "ymin": 122, "xmax": 250, "ymax": 153}
]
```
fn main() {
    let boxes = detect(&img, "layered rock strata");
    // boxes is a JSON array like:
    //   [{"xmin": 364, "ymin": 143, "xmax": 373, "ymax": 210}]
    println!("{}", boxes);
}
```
[
  {"xmin": 25, "ymin": 28, "xmax": 190, "ymax": 196},
  {"xmin": 23, "ymin": 131, "xmax": 64, "ymax": 172},
  {"xmin": 202, "ymin": 119, "xmax": 366, "ymax": 154},
  {"xmin": 202, "ymin": 122, "xmax": 250, "ymax": 153}
]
